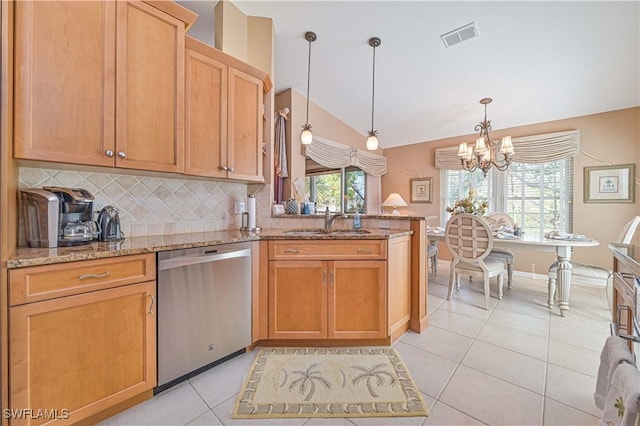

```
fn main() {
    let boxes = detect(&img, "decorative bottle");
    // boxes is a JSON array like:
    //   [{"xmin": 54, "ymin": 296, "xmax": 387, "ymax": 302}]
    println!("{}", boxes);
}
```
[{"xmin": 353, "ymin": 211, "xmax": 362, "ymax": 230}]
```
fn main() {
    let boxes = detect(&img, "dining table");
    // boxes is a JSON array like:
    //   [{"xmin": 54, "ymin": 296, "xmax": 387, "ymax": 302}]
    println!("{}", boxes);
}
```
[{"xmin": 427, "ymin": 229, "xmax": 600, "ymax": 316}]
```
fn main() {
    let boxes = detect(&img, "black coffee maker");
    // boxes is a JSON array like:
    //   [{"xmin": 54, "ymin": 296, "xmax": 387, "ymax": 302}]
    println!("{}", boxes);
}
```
[{"xmin": 42, "ymin": 186, "xmax": 97, "ymax": 246}]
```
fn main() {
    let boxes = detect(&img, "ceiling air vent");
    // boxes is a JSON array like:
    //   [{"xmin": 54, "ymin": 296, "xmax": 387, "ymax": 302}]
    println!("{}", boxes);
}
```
[{"xmin": 440, "ymin": 22, "xmax": 479, "ymax": 48}]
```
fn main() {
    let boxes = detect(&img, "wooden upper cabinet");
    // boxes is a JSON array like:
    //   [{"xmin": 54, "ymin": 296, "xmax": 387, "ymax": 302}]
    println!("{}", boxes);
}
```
[
  {"xmin": 227, "ymin": 68, "xmax": 264, "ymax": 182},
  {"xmin": 184, "ymin": 36, "xmax": 268, "ymax": 182},
  {"xmin": 13, "ymin": 0, "xmax": 116, "ymax": 167},
  {"xmin": 115, "ymin": 1, "xmax": 186, "ymax": 173},
  {"xmin": 184, "ymin": 40, "xmax": 228, "ymax": 178},
  {"xmin": 13, "ymin": 0, "xmax": 195, "ymax": 173}
]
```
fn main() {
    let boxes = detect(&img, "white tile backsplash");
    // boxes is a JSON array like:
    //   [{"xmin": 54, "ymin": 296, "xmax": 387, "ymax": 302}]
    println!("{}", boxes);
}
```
[{"xmin": 18, "ymin": 167, "xmax": 266, "ymax": 241}]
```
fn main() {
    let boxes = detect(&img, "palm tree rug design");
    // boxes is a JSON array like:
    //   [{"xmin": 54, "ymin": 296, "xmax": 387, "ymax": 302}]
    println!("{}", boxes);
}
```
[{"xmin": 232, "ymin": 347, "xmax": 428, "ymax": 419}]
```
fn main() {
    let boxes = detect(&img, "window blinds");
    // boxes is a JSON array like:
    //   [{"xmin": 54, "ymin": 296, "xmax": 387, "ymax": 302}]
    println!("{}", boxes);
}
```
[
  {"xmin": 304, "ymin": 135, "xmax": 387, "ymax": 176},
  {"xmin": 435, "ymin": 130, "xmax": 580, "ymax": 169}
]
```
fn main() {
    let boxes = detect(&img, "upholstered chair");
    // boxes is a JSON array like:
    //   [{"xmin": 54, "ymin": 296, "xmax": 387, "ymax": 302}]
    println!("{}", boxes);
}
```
[
  {"xmin": 445, "ymin": 213, "xmax": 505, "ymax": 310},
  {"xmin": 486, "ymin": 212, "xmax": 515, "ymax": 287},
  {"xmin": 548, "ymin": 216, "xmax": 640, "ymax": 309}
]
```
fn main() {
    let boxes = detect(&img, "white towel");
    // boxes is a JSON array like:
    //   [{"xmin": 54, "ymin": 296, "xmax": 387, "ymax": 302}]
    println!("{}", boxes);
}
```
[
  {"xmin": 595, "ymin": 336, "xmax": 636, "ymax": 409},
  {"xmin": 600, "ymin": 362, "xmax": 640, "ymax": 426}
]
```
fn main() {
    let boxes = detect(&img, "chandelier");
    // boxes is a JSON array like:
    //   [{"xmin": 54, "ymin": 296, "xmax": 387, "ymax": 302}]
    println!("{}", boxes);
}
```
[
  {"xmin": 457, "ymin": 98, "xmax": 514, "ymax": 176},
  {"xmin": 300, "ymin": 31, "xmax": 317, "ymax": 145}
]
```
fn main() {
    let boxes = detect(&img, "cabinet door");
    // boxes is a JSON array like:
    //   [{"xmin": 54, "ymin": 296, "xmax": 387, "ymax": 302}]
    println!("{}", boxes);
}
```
[
  {"xmin": 227, "ymin": 67, "xmax": 264, "ymax": 182},
  {"xmin": 269, "ymin": 261, "xmax": 327, "ymax": 339},
  {"xmin": 10, "ymin": 281, "xmax": 156, "ymax": 425},
  {"xmin": 184, "ymin": 46, "xmax": 228, "ymax": 178},
  {"xmin": 115, "ymin": 1, "xmax": 184, "ymax": 173},
  {"xmin": 14, "ymin": 0, "xmax": 116, "ymax": 167},
  {"xmin": 329, "ymin": 261, "xmax": 387, "ymax": 339}
]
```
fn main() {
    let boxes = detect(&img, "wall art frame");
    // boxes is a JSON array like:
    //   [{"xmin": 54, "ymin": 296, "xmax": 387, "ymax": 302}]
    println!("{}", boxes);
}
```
[
  {"xmin": 584, "ymin": 163, "xmax": 635, "ymax": 203},
  {"xmin": 410, "ymin": 177, "xmax": 433, "ymax": 203}
]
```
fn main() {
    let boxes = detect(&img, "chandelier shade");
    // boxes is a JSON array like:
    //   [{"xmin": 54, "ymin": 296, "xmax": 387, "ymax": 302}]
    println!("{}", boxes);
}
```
[
  {"xmin": 458, "ymin": 98, "xmax": 514, "ymax": 176},
  {"xmin": 300, "ymin": 31, "xmax": 316, "ymax": 145}
]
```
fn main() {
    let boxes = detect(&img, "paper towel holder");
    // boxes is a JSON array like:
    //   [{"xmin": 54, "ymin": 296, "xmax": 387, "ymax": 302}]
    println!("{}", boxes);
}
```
[{"xmin": 240, "ymin": 194, "xmax": 261, "ymax": 233}]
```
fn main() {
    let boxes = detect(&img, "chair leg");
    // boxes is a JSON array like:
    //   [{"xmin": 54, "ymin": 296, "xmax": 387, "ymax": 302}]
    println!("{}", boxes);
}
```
[
  {"xmin": 498, "ymin": 272, "xmax": 504, "ymax": 300},
  {"xmin": 456, "ymin": 274, "xmax": 461, "ymax": 290},
  {"xmin": 507, "ymin": 261, "xmax": 513, "ymax": 288},
  {"xmin": 447, "ymin": 264, "xmax": 456, "ymax": 301},
  {"xmin": 548, "ymin": 276, "xmax": 556, "ymax": 308},
  {"xmin": 433, "ymin": 255, "xmax": 438, "ymax": 276},
  {"xmin": 483, "ymin": 272, "xmax": 491, "ymax": 310}
]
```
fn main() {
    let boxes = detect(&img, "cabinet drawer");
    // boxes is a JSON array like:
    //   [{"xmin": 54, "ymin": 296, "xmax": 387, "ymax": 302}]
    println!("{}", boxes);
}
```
[
  {"xmin": 269, "ymin": 240, "xmax": 386, "ymax": 260},
  {"xmin": 9, "ymin": 254, "xmax": 156, "ymax": 306}
]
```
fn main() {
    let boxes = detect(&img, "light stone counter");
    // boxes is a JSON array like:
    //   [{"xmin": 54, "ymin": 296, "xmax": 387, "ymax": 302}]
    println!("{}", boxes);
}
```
[{"xmin": 8, "ymin": 228, "xmax": 413, "ymax": 268}]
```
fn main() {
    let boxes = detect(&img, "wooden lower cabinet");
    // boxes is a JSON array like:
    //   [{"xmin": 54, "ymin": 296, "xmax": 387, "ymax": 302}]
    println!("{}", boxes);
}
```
[
  {"xmin": 269, "ymin": 260, "xmax": 386, "ymax": 340},
  {"xmin": 9, "ymin": 281, "xmax": 156, "ymax": 426}
]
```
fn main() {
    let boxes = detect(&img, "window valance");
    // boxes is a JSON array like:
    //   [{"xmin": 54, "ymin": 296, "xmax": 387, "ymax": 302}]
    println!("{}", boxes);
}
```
[
  {"xmin": 435, "ymin": 129, "xmax": 580, "ymax": 169},
  {"xmin": 304, "ymin": 135, "xmax": 387, "ymax": 176}
]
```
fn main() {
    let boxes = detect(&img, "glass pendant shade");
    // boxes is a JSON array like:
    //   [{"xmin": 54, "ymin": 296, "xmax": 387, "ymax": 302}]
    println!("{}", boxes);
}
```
[
  {"xmin": 366, "ymin": 132, "xmax": 378, "ymax": 150},
  {"xmin": 301, "ymin": 126, "xmax": 313, "ymax": 145}
]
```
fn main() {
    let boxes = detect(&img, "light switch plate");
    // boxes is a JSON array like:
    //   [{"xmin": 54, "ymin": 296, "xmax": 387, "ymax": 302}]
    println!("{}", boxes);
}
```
[
  {"xmin": 234, "ymin": 202, "xmax": 245, "ymax": 214},
  {"xmin": 379, "ymin": 220, "xmax": 390, "ymax": 229}
]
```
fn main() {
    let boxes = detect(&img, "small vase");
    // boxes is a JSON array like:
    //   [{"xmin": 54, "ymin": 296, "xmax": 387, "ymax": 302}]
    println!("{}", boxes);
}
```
[{"xmin": 285, "ymin": 198, "xmax": 299, "ymax": 214}]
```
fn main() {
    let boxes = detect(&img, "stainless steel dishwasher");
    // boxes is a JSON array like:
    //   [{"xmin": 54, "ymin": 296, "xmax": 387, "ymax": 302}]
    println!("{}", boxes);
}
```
[{"xmin": 156, "ymin": 242, "xmax": 251, "ymax": 393}]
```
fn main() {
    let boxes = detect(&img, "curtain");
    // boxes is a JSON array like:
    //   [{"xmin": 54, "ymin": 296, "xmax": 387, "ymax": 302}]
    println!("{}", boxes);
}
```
[
  {"xmin": 305, "ymin": 135, "xmax": 387, "ymax": 176},
  {"xmin": 366, "ymin": 174, "xmax": 382, "ymax": 214},
  {"xmin": 435, "ymin": 129, "xmax": 580, "ymax": 169},
  {"xmin": 274, "ymin": 112, "xmax": 288, "ymax": 203}
]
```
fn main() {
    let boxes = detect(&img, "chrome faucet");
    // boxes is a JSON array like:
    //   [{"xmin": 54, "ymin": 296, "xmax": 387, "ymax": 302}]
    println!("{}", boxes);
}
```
[{"xmin": 324, "ymin": 206, "xmax": 347, "ymax": 230}]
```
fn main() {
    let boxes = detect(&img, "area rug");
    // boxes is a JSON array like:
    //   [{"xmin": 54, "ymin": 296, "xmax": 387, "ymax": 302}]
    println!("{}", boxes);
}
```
[{"xmin": 232, "ymin": 347, "xmax": 428, "ymax": 419}]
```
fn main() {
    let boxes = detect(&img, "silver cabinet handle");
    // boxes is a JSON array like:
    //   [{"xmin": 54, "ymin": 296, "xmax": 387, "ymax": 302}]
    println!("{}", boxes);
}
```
[
  {"xmin": 357, "ymin": 248, "xmax": 372, "ymax": 253},
  {"xmin": 79, "ymin": 271, "xmax": 110, "ymax": 280},
  {"xmin": 105, "ymin": 150, "xmax": 114, "ymax": 157},
  {"xmin": 330, "ymin": 270, "xmax": 334, "ymax": 286},
  {"xmin": 220, "ymin": 166, "xmax": 229, "ymax": 171},
  {"xmin": 284, "ymin": 248, "xmax": 299, "ymax": 254},
  {"xmin": 117, "ymin": 151, "xmax": 126, "ymax": 159},
  {"xmin": 227, "ymin": 167, "xmax": 234, "ymax": 172},
  {"xmin": 149, "ymin": 295, "xmax": 155, "ymax": 315}
]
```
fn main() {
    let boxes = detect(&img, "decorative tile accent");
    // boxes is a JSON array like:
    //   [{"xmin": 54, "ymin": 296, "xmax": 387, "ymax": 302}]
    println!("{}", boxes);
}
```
[{"xmin": 18, "ymin": 167, "xmax": 261, "ymax": 240}]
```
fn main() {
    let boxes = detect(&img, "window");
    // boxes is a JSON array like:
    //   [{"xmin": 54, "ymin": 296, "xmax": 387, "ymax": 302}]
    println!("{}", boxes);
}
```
[
  {"xmin": 441, "ymin": 158, "xmax": 573, "ymax": 236},
  {"xmin": 306, "ymin": 167, "xmax": 366, "ymax": 213}
]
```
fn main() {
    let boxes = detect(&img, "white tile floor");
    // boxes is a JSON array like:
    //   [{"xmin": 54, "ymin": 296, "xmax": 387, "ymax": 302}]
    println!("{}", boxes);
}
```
[{"xmin": 100, "ymin": 260, "xmax": 611, "ymax": 426}]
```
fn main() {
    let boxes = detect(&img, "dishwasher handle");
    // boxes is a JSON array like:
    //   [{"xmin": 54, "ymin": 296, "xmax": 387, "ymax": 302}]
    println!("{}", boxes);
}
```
[{"xmin": 158, "ymin": 248, "xmax": 251, "ymax": 271}]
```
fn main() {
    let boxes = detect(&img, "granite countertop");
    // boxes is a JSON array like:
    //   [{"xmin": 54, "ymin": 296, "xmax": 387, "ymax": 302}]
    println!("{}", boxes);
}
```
[{"xmin": 8, "ymin": 228, "xmax": 413, "ymax": 268}]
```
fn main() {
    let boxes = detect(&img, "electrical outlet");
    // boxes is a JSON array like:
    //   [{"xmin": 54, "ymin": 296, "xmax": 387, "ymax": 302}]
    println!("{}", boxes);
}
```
[
  {"xmin": 379, "ymin": 220, "xmax": 390, "ymax": 229},
  {"xmin": 94, "ymin": 199, "xmax": 107, "ymax": 212},
  {"xmin": 234, "ymin": 201, "xmax": 246, "ymax": 214}
]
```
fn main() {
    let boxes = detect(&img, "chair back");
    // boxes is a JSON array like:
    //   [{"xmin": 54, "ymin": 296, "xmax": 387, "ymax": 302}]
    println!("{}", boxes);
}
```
[
  {"xmin": 617, "ymin": 216, "xmax": 640, "ymax": 244},
  {"xmin": 445, "ymin": 213, "xmax": 494, "ymax": 263},
  {"xmin": 486, "ymin": 212, "xmax": 515, "ymax": 230}
]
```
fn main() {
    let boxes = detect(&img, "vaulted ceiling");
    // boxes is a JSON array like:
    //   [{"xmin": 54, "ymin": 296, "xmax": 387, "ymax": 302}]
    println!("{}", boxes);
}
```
[{"xmin": 183, "ymin": 1, "xmax": 640, "ymax": 149}]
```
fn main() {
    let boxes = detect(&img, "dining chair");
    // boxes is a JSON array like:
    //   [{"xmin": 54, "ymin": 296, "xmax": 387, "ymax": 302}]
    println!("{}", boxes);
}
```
[
  {"xmin": 486, "ymin": 212, "xmax": 515, "ymax": 287},
  {"xmin": 445, "ymin": 213, "xmax": 505, "ymax": 310},
  {"xmin": 427, "ymin": 243, "xmax": 438, "ymax": 275},
  {"xmin": 548, "ymin": 216, "xmax": 640, "ymax": 309}
]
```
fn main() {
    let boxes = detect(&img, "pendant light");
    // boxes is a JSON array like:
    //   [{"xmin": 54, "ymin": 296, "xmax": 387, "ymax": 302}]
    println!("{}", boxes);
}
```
[
  {"xmin": 300, "ymin": 31, "xmax": 316, "ymax": 145},
  {"xmin": 366, "ymin": 37, "xmax": 381, "ymax": 150}
]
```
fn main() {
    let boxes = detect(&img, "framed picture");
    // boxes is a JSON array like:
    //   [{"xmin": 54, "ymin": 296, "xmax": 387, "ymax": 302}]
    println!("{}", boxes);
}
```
[
  {"xmin": 584, "ymin": 164, "xmax": 635, "ymax": 203},
  {"xmin": 410, "ymin": 177, "xmax": 433, "ymax": 203}
]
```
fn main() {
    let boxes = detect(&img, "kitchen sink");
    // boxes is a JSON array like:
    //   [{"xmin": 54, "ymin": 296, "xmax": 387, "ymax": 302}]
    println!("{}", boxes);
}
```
[{"xmin": 283, "ymin": 229, "xmax": 371, "ymax": 236}]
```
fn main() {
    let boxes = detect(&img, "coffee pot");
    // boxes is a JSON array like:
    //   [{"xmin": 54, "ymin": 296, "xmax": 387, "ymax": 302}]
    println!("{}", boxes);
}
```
[{"xmin": 97, "ymin": 206, "xmax": 123, "ymax": 242}]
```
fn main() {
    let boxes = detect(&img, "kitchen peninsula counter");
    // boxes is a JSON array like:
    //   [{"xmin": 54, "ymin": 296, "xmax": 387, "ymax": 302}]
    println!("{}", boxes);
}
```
[{"xmin": 8, "ymin": 228, "xmax": 413, "ymax": 268}]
